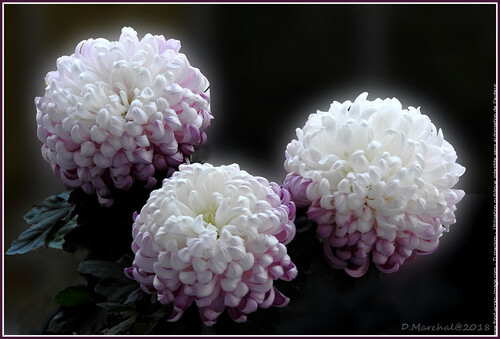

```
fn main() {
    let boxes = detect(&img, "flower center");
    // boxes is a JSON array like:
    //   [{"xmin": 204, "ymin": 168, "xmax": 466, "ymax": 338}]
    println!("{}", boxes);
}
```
[
  {"xmin": 202, "ymin": 206, "xmax": 217, "ymax": 226},
  {"xmin": 116, "ymin": 89, "xmax": 138, "ymax": 117}
]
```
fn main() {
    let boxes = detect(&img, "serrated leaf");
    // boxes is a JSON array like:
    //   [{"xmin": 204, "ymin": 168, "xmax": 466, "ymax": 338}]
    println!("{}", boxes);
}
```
[
  {"xmin": 55, "ymin": 286, "xmax": 91, "ymax": 307},
  {"xmin": 24, "ymin": 190, "xmax": 72, "ymax": 224},
  {"xmin": 78, "ymin": 260, "xmax": 130, "ymax": 281},
  {"xmin": 7, "ymin": 191, "xmax": 74, "ymax": 255},
  {"xmin": 106, "ymin": 316, "xmax": 136, "ymax": 335},
  {"xmin": 46, "ymin": 215, "xmax": 79, "ymax": 249}
]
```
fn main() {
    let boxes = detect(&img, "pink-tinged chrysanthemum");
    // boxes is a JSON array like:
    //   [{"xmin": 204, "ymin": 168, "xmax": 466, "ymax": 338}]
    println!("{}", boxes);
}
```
[
  {"xmin": 284, "ymin": 92, "xmax": 465, "ymax": 277},
  {"xmin": 125, "ymin": 163, "xmax": 297, "ymax": 325},
  {"xmin": 35, "ymin": 27, "xmax": 212, "ymax": 206}
]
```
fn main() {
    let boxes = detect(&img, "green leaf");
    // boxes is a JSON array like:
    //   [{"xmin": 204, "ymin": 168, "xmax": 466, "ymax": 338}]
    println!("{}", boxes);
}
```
[
  {"xmin": 46, "ymin": 215, "xmax": 79, "ymax": 249},
  {"xmin": 55, "ymin": 286, "xmax": 91, "ymax": 307},
  {"xmin": 96, "ymin": 302, "xmax": 128, "ymax": 310},
  {"xmin": 106, "ymin": 316, "xmax": 136, "ymax": 335},
  {"xmin": 78, "ymin": 260, "xmax": 130, "ymax": 282},
  {"xmin": 96, "ymin": 302, "xmax": 136, "ymax": 314},
  {"xmin": 124, "ymin": 287, "xmax": 145, "ymax": 304},
  {"xmin": 94, "ymin": 278, "xmax": 137, "ymax": 302},
  {"xmin": 47, "ymin": 304, "xmax": 90, "ymax": 334},
  {"xmin": 47, "ymin": 304, "xmax": 106, "ymax": 334},
  {"xmin": 7, "ymin": 191, "xmax": 74, "ymax": 255},
  {"xmin": 47, "ymin": 309, "xmax": 79, "ymax": 334}
]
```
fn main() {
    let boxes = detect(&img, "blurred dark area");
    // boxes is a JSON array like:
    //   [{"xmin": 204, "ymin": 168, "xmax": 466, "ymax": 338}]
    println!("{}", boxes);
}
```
[{"xmin": 3, "ymin": 4, "xmax": 496, "ymax": 335}]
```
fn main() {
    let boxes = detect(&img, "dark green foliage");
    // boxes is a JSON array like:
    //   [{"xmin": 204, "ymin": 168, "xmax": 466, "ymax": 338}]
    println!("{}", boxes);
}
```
[
  {"xmin": 106, "ymin": 316, "xmax": 137, "ymax": 335},
  {"xmin": 55, "ymin": 286, "xmax": 91, "ymax": 307},
  {"xmin": 46, "ymin": 304, "xmax": 107, "ymax": 335},
  {"xmin": 37, "ymin": 184, "xmax": 180, "ymax": 335},
  {"xmin": 78, "ymin": 260, "xmax": 132, "ymax": 282},
  {"xmin": 7, "ymin": 191, "xmax": 75, "ymax": 254},
  {"xmin": 9, "ymin": 180, "xmax": 398, "ymax": 336},
  {"xmin": 10, "ymin": 185, "xmax": 331, "ymax": 334},
  {"xmin": 46, "ymin": 216, "xmax": 78, "ymax": 250}
]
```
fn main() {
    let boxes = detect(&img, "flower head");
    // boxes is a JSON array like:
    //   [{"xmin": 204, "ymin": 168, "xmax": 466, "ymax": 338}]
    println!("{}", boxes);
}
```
[
  {"xmin": 125, "ymin": 163, "xmax": 297, "ymax": 325},
  {"xmin": 284, "ymin": 92, "xmax": 465, "ymax": 277},
  {"xmin": 35, "ymin": 27, "xmax": 212, "ymax": 205}
]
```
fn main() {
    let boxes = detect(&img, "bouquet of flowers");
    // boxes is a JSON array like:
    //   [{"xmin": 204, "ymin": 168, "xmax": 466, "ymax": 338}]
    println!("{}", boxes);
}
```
[{"xmin": 7, "ymin": 27, "xmax": 466, "ymax": 335}]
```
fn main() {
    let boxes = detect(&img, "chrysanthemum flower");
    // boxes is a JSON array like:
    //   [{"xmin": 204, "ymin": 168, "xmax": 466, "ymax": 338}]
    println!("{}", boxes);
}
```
[
  {"xmin": 283, "ymin": 92, "xmax": 465, "ymax": 277},
  {"xmin": 35, "ymin": 27, "xmax": 212, "ymax": 205},
  {"xmin": 125, "ymin": 163, "xmax": 297, "ymax": 325}
]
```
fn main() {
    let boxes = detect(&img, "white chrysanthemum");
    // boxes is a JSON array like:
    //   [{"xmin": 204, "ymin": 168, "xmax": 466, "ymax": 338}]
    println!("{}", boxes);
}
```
[
  {"xmin": 35, "ymin": 27, "xmax": 212, "ymax": 205},
  {"xmin": 284, "ymin": 92, "xmax": 465, "ymax": 277},
  {"xmin": 126, "ymin": 163, "xmax": 297, "ymax": 325}
]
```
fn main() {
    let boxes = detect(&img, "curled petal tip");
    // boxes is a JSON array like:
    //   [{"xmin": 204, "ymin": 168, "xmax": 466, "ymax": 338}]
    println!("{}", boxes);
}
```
[
  {"xmin": 125, "ymin": 163, "xmax": 298, "ymax": 324},
  {"xmin": 284, "ymin": 93, "xmax": 465, "ymax": 276},
  {"xmin": 36, "ymin": 27, "xmax": 212, "ymax": 206}
]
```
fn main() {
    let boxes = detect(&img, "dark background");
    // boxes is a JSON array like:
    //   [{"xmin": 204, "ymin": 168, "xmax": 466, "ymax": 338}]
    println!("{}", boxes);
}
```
[{"xmin": 3, "ymin": 4, "xmax": 496, "ymax": 335}]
